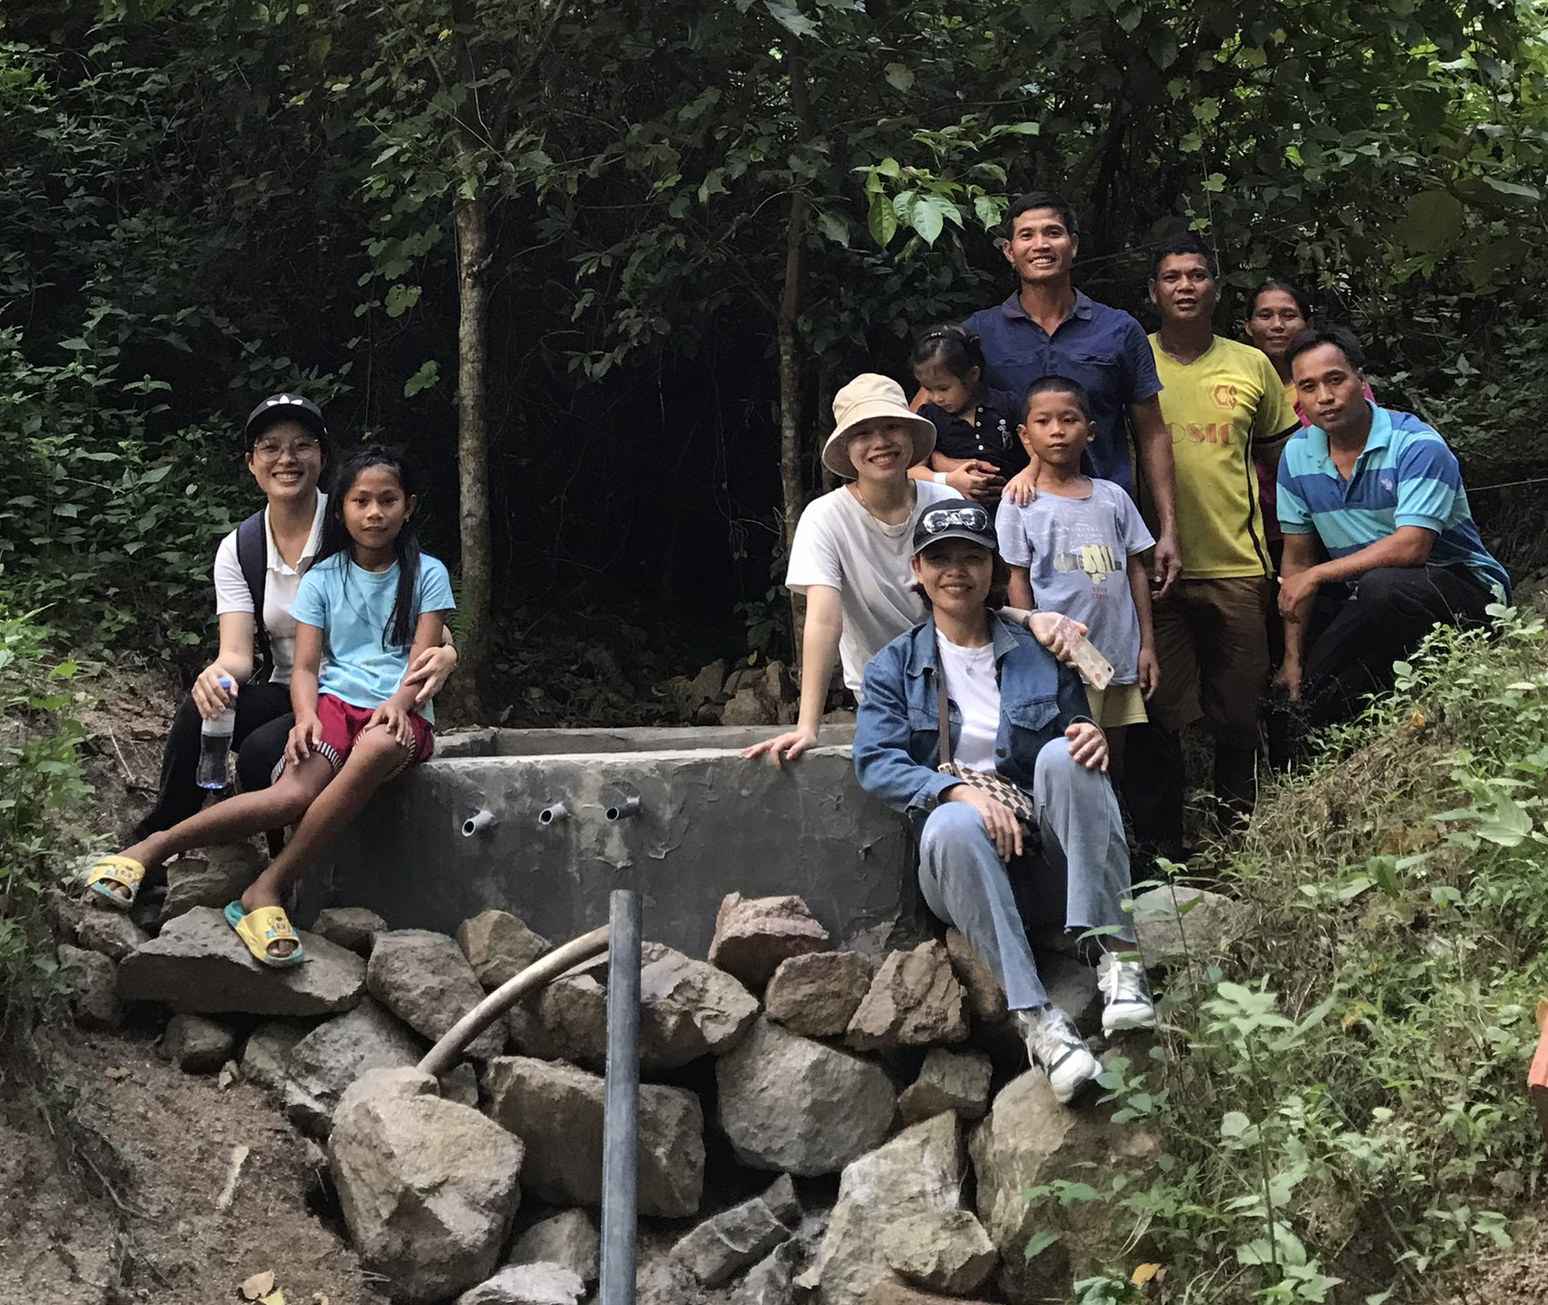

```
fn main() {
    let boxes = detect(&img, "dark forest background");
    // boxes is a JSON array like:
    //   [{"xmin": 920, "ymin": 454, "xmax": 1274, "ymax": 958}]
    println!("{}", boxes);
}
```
[{"xmin": 4, "ymin": 0, "xmax": 1546, "ymax": 722}]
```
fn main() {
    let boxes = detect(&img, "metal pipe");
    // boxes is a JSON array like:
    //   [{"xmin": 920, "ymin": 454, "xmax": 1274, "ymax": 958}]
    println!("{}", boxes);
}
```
[
  {"xmin": 417, "ymin": 926, "xmax": 609, "ymax": 1078},
  {"xmin": 598, "ymin": 889, "xmax": 641, "ymax": 1305},
  {"xmin": 538, "ymin": 801, "xmax": 569, "ymax": 826},
  {"xmin": 604, "ymin": 795, "xmax": 641, "ymax": 822},
  {"xmin": 461, "ymin": 809, "xmax": 496, "ymax": 837}
]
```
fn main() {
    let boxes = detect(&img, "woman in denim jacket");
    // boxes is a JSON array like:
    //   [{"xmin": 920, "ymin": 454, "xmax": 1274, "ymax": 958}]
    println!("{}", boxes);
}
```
[{"xmin": 853, "ymin": 498, "xmax": 1153, "ymax": 1104}]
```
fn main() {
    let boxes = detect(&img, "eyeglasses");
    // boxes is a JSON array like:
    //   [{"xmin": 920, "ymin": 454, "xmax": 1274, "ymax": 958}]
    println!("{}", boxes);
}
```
[
  {"xmin": 252, "ymin": 437, "xmax": 321, "ymax": 462},
  {"xmin": 921, "ymin": 506, "xmax": 992, "ymax": 533}
]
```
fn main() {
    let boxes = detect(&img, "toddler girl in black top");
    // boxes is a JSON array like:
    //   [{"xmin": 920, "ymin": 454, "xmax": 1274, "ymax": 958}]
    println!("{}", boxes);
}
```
[{"xmin": 909, "ymin": 324, "xmax": 1028, "ymax": 505}]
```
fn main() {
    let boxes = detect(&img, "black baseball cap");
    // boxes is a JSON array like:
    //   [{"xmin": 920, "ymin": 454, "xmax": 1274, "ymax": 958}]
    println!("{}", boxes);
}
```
[
  {"xmin": 244, "ymin": 393, "xmax": 328, "ymax": 448},
  {"xmin": 913, "ymin": 499, "xmax": 998, "ymax": 556}
]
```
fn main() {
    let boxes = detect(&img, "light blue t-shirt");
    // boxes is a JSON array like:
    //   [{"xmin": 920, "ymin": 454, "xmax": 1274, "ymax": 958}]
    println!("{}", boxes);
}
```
[
  {"xmin": 291, "ymin": 551, "xmax": 456, "ymax": 722},
  {"xmin": 995, "ymin": 480, "xmax": 1154, "ymax": 683}
]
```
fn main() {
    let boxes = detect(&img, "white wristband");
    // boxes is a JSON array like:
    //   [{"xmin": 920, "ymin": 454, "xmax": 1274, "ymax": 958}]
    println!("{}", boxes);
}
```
[{"xmin": 932, "ymin": 472, "xmax": 947, "ymax": 484}]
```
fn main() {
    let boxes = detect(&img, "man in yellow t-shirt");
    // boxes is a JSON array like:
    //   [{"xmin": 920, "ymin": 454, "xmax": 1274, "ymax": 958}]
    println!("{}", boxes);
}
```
[{"xmin": 1137, "ymin": 234, "xmax": 1300, "ymax": 843}]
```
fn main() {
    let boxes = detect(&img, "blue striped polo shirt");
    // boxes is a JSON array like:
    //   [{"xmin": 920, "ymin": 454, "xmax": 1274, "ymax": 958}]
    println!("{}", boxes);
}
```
[{"xmin": 1277, "ymin": 403, "xmax": 1509, "ymax": 599}]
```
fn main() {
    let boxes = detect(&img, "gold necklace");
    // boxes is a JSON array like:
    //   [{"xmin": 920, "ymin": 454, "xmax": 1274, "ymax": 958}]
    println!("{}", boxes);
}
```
[{"xmin": 850, "ymin": 480, "xmax": 915, "ymax": 527}]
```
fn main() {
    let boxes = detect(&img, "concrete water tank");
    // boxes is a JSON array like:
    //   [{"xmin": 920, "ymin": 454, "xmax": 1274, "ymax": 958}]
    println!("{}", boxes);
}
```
[{"xmin": 324, "ymin": 725, "xmax": 921, "ymax": 957}]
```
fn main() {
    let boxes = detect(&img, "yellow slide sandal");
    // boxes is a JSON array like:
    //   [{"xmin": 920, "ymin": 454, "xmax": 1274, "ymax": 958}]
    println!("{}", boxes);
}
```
[{"xmin": 85, "ymin": 855, "xmax": 146, "ymax": 911}]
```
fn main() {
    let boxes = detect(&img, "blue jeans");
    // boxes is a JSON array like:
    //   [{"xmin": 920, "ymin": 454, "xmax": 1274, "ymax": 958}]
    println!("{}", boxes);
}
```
[{"xmin": 917, "ymin": 738, "xmax": 1134, "ymax": 1010}]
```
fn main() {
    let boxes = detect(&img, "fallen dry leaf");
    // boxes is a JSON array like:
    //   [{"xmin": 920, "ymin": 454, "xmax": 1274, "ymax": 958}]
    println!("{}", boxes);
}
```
[
  {"xmin": 104, "ymin": 1067, "xmax": 131, "ymax": 1080},
  {"xmin": 259, "ymin": 1292, "xmax": 286, "ymax": 1305},
  {"xmin": 1131, "ymin": 1262, "xmax": 1163, "ymax": 1285},
  {"xmin": 240, "ymin": 1269, "xmax": 276, "ymax": 1300}
]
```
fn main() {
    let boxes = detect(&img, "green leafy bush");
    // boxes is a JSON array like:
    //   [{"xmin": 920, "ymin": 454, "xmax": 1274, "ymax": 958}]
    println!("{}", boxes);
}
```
[
  {"xmin": 1032, "ymin": 610, "xmax": 1548, "ymax": 1303},
  {"xmin": 0, "ymin": 607, "xmax": 89, "ymax": 1038}
]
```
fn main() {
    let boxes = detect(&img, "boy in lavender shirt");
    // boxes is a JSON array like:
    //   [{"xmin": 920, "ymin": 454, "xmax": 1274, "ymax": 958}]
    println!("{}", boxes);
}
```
[{"xmin": 996, "ymin": 377, "xmax": 1158, "ymax": 772}]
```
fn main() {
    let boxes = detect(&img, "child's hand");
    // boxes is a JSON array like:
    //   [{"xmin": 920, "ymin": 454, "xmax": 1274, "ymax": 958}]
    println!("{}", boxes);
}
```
[
  {"xmin": 1002, "ymin": 456, "xmax": 1042, "ymax": 507},
  {"xmin": 1137, "ymin": 646, "xmax": 1160, "ymax": 699},
  {"xmin": 366, "ymin": 701, "xmax": 414, "ymax": 748},
  {"xmin": 285, "ymin": 713, "xmax": 323, "ymax": 767},
  {"xmin": 946, "ymin": 460, "xmax": 1006, "ymax": 503}
]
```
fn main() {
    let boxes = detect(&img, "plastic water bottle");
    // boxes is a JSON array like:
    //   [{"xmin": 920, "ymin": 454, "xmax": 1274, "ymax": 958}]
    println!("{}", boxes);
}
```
[{"xmin": 196, "ymin": 676, "xmax": 236, "ymax": 790}]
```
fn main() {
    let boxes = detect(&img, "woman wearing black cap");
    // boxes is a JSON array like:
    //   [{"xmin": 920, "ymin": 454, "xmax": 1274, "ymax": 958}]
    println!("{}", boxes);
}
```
[
  {"xmin": 852, "ymin": 498, "xmax": 1154, "ymax": 1105},
  {"xmin": 113, "ymin": 395, "xmax": 458, "ymax": 860}
]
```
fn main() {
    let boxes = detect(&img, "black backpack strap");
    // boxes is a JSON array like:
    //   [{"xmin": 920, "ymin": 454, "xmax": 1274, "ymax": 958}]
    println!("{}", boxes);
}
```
[{"xmin": 235, "ymin": 510, "xmax": 273, "ymax": 683}]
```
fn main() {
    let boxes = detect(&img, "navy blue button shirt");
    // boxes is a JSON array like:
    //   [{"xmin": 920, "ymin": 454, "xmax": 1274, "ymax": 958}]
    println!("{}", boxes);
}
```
[
  {"xmin": 918, "ymin": 385, "xmax": 1028, "ymax": 479},
  {"xmin": 964, "ymin": 290, "xmax": 1162, "ymax": 492}
]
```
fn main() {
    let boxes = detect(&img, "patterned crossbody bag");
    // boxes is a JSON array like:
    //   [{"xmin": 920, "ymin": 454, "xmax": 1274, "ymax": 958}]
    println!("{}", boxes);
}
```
[{"xmin": 933, "ymin": 634, "xmax": 1039, "ymax": 835}]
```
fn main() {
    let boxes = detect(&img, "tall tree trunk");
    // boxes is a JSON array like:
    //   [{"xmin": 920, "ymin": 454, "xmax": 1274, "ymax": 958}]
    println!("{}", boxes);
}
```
[
  {"xmin": 452, "ymin": 191, "xmax": 492, "ymax": 720},
  {"xmin": 777, "ymin": 187, "xmax": 807, "ymax": 669},
  {"xmin": 780, "ymin": 49, "xmax": 812, "ymax": 671}
]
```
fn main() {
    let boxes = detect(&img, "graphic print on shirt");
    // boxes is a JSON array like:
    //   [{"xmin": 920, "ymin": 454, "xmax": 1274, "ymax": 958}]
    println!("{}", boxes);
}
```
[{"xmin": 1045, "ymin": 513, "xmax": 1125, "ymax": 589}]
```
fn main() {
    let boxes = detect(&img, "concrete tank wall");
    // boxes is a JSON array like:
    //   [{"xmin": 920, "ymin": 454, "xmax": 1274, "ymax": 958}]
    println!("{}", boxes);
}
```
[{"xmin": 323, "ymin": 725, "xmax": 923, "ymax": 957}]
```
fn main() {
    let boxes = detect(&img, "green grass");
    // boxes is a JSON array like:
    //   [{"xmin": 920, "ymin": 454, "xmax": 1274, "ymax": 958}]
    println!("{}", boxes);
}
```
[{"xmin": 1032, "ymin": 607, "xmax": 1548, "ymax": 1304}]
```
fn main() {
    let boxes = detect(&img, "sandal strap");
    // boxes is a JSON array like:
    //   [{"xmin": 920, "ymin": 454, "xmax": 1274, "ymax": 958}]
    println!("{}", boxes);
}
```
[{"xmin": 87, "ymin": 855, "xmax": 145, "ymax": 888}]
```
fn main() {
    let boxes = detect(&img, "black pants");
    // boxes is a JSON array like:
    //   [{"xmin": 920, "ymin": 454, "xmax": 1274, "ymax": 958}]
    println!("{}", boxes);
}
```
[
  {"xmin": 128, "ymin": 682, "xmax": 295, "ymax": 843},
  {"xmin": 1295, "ymin": 565, "xmax": 1491, "ymax": 726}
]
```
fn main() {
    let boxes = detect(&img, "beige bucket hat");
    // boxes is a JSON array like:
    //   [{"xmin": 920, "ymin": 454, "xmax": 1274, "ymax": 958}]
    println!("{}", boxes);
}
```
[{"xmin": 820, "ymin": 373, "xmax": 937, "ymax": 479}]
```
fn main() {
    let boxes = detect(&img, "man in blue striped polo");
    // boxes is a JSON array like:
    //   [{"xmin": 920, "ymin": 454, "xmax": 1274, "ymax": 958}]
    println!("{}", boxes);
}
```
[{"xmin": 1274, "ymin": 325, "xmax": 1507, "ymax": 725}]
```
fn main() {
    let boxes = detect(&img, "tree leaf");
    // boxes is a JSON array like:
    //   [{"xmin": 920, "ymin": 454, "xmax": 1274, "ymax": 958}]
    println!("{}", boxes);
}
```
[
  {"xmin": 1024, "ymin": 1229, "xmax": 1061, "ymax": 1260},
  {"xmin": 911, "ymin": 195, "xmax": 946, "ymax": 245},
  {"xmin": 763, "ymin": 1, "xmax": 818, "ymax": 38},
  {"xmin": 867, "ymin": 190, "xmax": 897, "ymax": 247},
  {"xmin": 884, "ymin": 62, "xmax": 914, "ymax": 92}
]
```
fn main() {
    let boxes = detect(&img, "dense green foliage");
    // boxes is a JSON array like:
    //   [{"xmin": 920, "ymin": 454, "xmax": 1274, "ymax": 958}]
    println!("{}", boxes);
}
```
[
  {"xmin": 1030, "ymin": 610, "xmax": 1548, "ymax": 1302},
  {"xmin": 0, "ymin": 608, "xmax": 88, "ymax": 1035},
  {"xmin": 3, "ymin": 1, "xmax": 1546, "ymax": 685}
]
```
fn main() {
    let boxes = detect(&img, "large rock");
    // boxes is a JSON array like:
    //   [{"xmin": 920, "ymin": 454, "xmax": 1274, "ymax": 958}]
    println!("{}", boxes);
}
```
[
  {"xmin": 240, "ymin": 1019, "xmax": 312, "ymax": 1091},
  {"xmin": 969, "ymin": 1067, "xmax": 1160, "ymax": 1302},
  {"xmin": 510, "ymin": 943, "xmax": 757, "ymax": 1072},
  {"xmin": 863, "ymin": 1283, "xmax": 994, "ymax": 1305},
  {"xmin": 732, "ymin": 1236, "xmax": 810, "ymax": 1305},
  {"xmin": 801, "ymin": 1112, "xmax": 966, "ymax": 1305},
  {"xmin": 117, "ymin": 906, "xmax": 365, "ymax": 1017},
  {"xmin": 672, "ymin": 1175, "xmax": 799, "ymax": 1286},
  {"xmin": 897, "ymin": 1048, "xmax": 992, "ymax": 1125},
  {"xmin": 367, "ymin": 929, "xmax": 505, "ymax": 1059},
  {"xmin": 311, "ymin": 906, "xmax": 388, "ymax": 957},
  {"xmin": 57, "ymin": 944, "xmax": 123, "ymax": 1029},
  {"xmin": 716, "ymin": 1018, "xmax": 896, "ymax": 1176},
  {"xmin": 159, "ymin": 845, "xmax": 264, "ymax": 922},
  {"xmin": 457, "ymin": 910, "xmax": 551, "ymax": 989},
  {"xmin": 330, "ymin": 1068, "xmax": 524, "ymax": 1303},
  {"xmin": 944, "ymin": 929, "xmax": 1006, "ymax": 1023},
  {"xmin": 763, "ymin": 951, "xmax": 874, "ymax": 1038},
  {"xmin": 60, "ymin": 900, "xmax": 148, "ymax": 962},
  {"xmin": 160, "ymin": 1013, "xmax": 238, "ymax": 1073},
  {"xmin": 1130, "ymin": 885, "xmax": 1239, "ymax": 967},
  {"xmin": 846, "ymin": 942, "xmax": 968, "ymax": 1051},
  {"xmin": 507, "ymin": 1209, "xmax": 599, "ymax": 1285},
  {"xmin": 455, "ymin": 1264, "xmax": 585, "ymax": 1305},
  {"xmin": 1039, "ymin": 951, "xmax": 1102, "ymax": 1037},
  {"xmin": 484, "ymin": 1055, "xmax": 703, "ymax": 1217},
  {"xmin": 709, "ymin": 894, "xmax": 830, "ymax": 990},
  {"xmin": 880, "ymin": 1210, "xmax": 997, "ymax": 1295},
  {"xmin": 282, "ymin": 998, "xmax": 428, "ymax": 1137}
]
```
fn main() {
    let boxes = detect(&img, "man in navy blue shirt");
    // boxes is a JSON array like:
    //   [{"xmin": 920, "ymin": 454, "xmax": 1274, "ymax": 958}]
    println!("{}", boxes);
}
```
[{"xmin": 967, "ymin": 192, "xmax": 1181, "ymax": 593}]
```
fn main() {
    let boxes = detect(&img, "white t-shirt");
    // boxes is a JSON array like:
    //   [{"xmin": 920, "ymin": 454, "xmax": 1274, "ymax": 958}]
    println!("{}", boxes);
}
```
[
  {"xmin": 785, "ymin": 482, "xmax": 956, "ymax": 693},
  {"xmin": 212, "ymin": 493, "xmax": 328, "ymax": 684},
  {"xmin": 936, "ymin": 635, "xmax": 1001, "ymax": 772}
]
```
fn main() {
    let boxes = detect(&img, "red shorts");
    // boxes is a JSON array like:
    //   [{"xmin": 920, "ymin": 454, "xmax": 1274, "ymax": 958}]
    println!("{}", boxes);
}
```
[{"xmin": 314, "ymin": 693, "xmax": 434, "ymax": 777}]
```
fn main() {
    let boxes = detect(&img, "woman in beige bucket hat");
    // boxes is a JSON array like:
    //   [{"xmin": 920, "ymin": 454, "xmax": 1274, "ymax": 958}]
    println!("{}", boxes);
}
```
[{"xmin": 744, "ymin": 373, "xmax": 1080, "ymax": 768}]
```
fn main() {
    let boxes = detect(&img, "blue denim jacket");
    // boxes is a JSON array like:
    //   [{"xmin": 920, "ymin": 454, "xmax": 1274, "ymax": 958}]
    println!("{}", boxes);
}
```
[{"xmin": 853, "ymin": 615, "xmax": 1092, "ymax": 825}]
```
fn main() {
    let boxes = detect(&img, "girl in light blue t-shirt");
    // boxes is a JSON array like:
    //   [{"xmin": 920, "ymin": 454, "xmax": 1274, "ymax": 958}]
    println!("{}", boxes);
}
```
[{"xmin": 87, "ymin": 448, "xmax": 455, "ymax": 968}]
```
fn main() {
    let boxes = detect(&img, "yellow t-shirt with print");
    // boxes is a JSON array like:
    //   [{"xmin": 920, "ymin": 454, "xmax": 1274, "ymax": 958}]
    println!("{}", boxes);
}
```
[{"xmin": 1148, "ymin": 335, "xmax": 1299, "ymax": 579}]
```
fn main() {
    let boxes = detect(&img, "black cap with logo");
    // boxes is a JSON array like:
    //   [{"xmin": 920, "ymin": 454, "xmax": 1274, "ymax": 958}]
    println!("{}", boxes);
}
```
[{"xmin": 243, "ymin": 393, "xmax": 328, "ymax": 449}]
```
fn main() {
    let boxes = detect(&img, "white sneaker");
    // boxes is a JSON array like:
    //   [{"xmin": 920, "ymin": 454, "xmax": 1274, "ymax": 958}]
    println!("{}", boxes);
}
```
[
  {"xmin": 1015, "ymin": 1005, "xmax": 1102, "ymax": 1104},
  {"xmin": 1097, "ymin": 954, "xmax": 1156, "ymax": 1035}
]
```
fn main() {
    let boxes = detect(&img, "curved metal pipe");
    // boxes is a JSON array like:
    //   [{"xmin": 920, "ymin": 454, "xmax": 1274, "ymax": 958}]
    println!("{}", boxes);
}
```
[
  {"xmin": 462, "ymin": 809, "xmax": 496, "ymax": 837},
  {"xmin": 538, "ymin": 801, "xmax": 569, "ymax": 826},
  {"xmin": 605, "ymin": 795, "xmax": 641, "ymax": 823},
  {"xmin": 417, "ymin": 926, "xmax": 610, "ymax": 1078}
]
